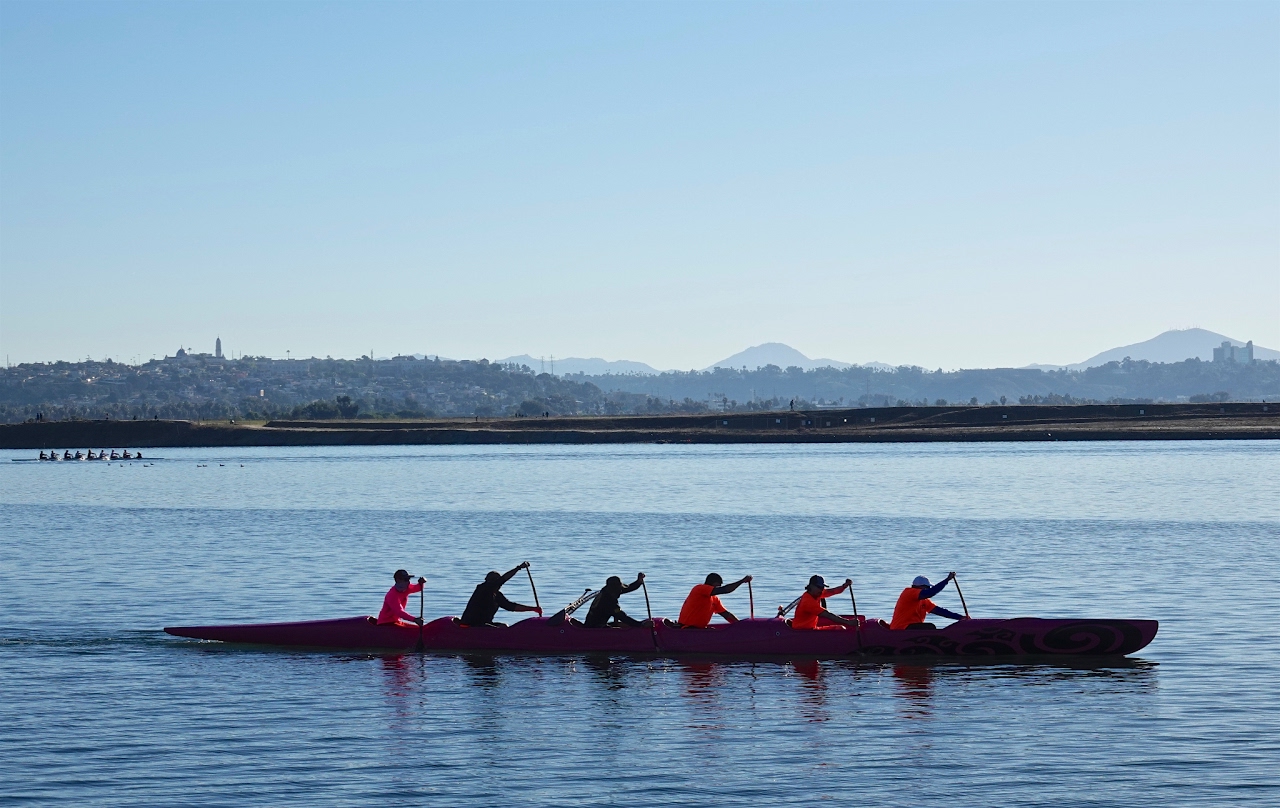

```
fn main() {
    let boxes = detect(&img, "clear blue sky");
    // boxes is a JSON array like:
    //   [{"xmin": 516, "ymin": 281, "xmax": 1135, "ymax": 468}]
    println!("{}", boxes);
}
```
[{"xmin": 1, "ymin": 1, "xmax": 1276, "ymax": 368}]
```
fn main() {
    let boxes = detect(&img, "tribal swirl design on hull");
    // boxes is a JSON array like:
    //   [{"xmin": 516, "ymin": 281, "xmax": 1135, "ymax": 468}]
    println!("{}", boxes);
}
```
[
  {"xmin": 856, "ymin": 619, "xmax": 1156, "ymax": 657},
  {"xmin": 1018, "ymin": 620, "xmax": 1149, "ymax": 655}
]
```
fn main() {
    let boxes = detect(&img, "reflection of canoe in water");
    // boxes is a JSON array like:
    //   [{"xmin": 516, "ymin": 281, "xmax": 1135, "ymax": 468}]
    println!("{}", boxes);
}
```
[{"xmin": 164, "ymin": 615, "xmax": 1158, "ymax": 657}]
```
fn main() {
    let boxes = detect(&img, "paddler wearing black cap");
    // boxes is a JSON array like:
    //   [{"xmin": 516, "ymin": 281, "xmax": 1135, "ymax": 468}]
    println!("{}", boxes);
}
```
[
  {"xmin": 792, "ymin": 575, "xmax": 860, "ymax": 630},
  {"xmin": 583, "ymin": 573, "xmax": 650, "ymax": 628},
  {"xmin": 378, "ymin": 569, "xmax": 425, "ymax": 626},
  {"xmin": 889, "ymin": 573, "xmax": 966, "ymax": 629},
  {"xmin": 459, "ymin": 562, "xmax": 543, "ymax": 627}
]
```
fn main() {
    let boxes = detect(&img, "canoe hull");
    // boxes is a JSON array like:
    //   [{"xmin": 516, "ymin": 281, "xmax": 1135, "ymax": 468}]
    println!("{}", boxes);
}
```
[
  {"xmin": 853, "ymin": 617, "xmax": 1158, "ymax": 657},
  {"xmin": 166, "ymin": 615, "xmax": 1157, "ymax": 657},
  {"xmin": 423, "ymin": 617, "xmax": 656, "ymax": 653},
  {"xmin": 165, "ymin": 616, "xmax": 422, "ymax": 651}
]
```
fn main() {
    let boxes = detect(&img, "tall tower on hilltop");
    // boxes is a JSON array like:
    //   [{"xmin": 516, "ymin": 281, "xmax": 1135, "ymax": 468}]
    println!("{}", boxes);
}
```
[{"xmin": 215, "ymin": 337, "xmax": 222, "ymax": 359}]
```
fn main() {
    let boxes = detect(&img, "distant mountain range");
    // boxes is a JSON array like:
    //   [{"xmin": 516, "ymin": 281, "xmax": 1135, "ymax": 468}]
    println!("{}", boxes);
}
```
[
  {"xmin": 497, "ymin": 344, "xmax": 891, "ymax": 375},
  {"xmin": 496, "ymin": 354, "xmax": 664, "ymax": 376},
  {"xmin": 1030, "ymin": 328, "xmax": 1279, "ymax": 371},
  {"xmin": 704, "ymin": 342, "xmax": 892, "ymax": 372},
  {"xmin": 484, "ymin": 329, "xmax": 1276, "ymax": 377}
]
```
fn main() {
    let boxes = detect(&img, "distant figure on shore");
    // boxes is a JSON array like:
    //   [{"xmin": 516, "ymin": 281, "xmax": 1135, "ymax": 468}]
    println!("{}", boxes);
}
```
[
  {"xmin": 584, "ymin": 573, "xmax": 649, "ymax": 628},
  {"xmin": 889, "ymin": 574, "xmax": 966, "ymax": 630},
  {"xmin": 459, "ymin": 562, "xmax": 542, "ymax": 627},
  {"xmin": 789, "ymin": 399, "xmax": 795, "ymax": 411},
  {"xmin": 377, "ymin": 570, "xmax": 425, "ymax": 626}
]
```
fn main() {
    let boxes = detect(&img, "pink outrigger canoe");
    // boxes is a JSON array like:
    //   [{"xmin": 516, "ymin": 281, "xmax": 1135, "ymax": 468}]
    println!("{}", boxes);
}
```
[{"xmin": 164, "ymin": 614, "xmax": 1158, "ymax": 657}]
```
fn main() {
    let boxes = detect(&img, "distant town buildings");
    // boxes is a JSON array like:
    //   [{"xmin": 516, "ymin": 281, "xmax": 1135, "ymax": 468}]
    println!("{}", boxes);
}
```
[{"xmin": 1213, "ymin": 340, "xmax": 1254, "ymax": 364}]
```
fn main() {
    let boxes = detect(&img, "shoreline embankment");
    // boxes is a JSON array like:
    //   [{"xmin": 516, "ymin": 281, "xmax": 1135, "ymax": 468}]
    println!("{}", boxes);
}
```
[{"xmin": 2, "ymin": 403, "xmax": 1277, "ymax": 449}]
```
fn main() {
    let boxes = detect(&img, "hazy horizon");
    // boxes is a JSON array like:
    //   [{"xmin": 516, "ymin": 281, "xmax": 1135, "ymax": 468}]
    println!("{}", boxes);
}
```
[
  {"xmin": 6, "ymin": 328, "xmax": 1276, "ymax": 375},
  {"xmin": 2, "ymin": 2, "xmax": 1277, "ymax": 368}
]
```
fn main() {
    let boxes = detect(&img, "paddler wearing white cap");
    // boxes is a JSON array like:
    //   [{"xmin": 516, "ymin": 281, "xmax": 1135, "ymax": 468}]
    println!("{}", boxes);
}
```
[{"xmin": 889, "ymin": 573, "xmax": 967, "ymax": 630}]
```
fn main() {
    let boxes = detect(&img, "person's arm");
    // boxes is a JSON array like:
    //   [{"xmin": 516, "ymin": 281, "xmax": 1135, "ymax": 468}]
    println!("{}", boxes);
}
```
[
  {"xmin": 621, "ymin": 573, "xmax": 645, "ymax": 594},
  {"xmin": 408, "ymin": 578, "xmax": 425, "ymax": 595},
  {"xmin": 384, "ymin": 594, "xmax": 422, "ymax": 625},
  {"xmin": 918, "ymin": 575, "xmax": 953, "ymax": 600},
  {"xmin": 495, "ymin": 592, "xmax": 542, "ymax": 615},
  {"xmin": 711, "ymin": 575, "xmax": 752, "ymax": 596},
  {"xmin": 930, "ymin": 605, "xmax": 965, "ymax": 621},
  {"xmin": 499, "ymin": 563, "xmax": 528, "ymax": 586},
  {"xmin": 819, "ymin": 609, "xmax": 858, "ymax": 628},
  {"xmin": 715, "ymin": 609, "xmax": 740, "ymax": 623},
  {"xmin": 821, "ymin": 579, "xmax": 852, "ymax": 598}
]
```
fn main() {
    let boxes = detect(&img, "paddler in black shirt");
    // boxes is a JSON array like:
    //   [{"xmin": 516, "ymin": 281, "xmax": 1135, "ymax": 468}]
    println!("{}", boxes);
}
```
[
  {"xmin": 459, "ymin": 562, "xmax": 543, "ymax": 627},
  {"xmin": 584, "ymin": 573, "xmax": 650, "ymax": 628}
]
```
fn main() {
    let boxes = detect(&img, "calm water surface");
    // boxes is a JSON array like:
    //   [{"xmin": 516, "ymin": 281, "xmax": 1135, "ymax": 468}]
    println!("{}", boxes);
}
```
[{"xmin": 2, "ymin": 442, "xmax": 1277, "ymax": 806}]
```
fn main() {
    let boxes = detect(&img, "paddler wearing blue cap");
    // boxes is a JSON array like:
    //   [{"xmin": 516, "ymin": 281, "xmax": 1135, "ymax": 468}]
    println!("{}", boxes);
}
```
[{"xmin": 889, "ymin": 573, "xmax": 967, "ymax": 630}]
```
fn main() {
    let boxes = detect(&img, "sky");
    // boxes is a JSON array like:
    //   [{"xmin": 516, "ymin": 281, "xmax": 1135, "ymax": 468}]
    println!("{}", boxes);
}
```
[{"xmin": 1, "ymin": 1, "xmax": 1277, "ymax": 369}]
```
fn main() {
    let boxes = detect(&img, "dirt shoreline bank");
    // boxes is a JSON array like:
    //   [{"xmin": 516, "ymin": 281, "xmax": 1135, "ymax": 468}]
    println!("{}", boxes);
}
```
[{"xmin": 3, "ymin": 403, "xmax": 1277, "ymax": 449}]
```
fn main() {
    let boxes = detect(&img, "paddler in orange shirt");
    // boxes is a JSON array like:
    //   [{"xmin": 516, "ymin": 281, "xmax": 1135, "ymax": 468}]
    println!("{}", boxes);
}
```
[
  {"xmin": 673, "ymin": 573, "xmax": 752, "ymax": 627},
  {"xmin": 889, "ymin": 573, "xmax": 967, "ymax": 630},
  {"xmin": 791, "ymin": 575, "xmax": 860, "ymax": 630},
  {"xmin": 377, "ymin": 569, "xmax": 425, "ymax": 626}
]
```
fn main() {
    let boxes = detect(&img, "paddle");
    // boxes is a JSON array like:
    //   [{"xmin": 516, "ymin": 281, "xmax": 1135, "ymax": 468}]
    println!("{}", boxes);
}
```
[
  {"xmin": 847, "ymin": 578, "xmax": 863, "ymax": 653},
  {"xmin": 524, "ymin": 562, "xmax": 540, "ymax": 613},
  {"xmin": 778, "ymin": 595, "xmax": 802, "ymax": 617},
  {"xmin": 951, "ymin": 571, "xmax": 970, "ymax": 618},
  {"xmin": 747, "ymin": 578, "xmax": 754, "ymax": 619},
  {"xmin": 564, "ymin": 587, "xmax": 597, "ymax": 617},
  {"xmin": 640, "ymin": 576, "xmax": 657, "ymax": 648},
  {"xmin": 415, "ymin": 577, "xmax": 426, "ymax": 652}
]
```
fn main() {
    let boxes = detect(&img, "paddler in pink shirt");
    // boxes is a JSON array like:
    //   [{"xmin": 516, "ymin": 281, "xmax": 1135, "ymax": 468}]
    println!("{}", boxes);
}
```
[{"xmin": 378, "ymin": 569, "xmax": 426, "ymax": 626}]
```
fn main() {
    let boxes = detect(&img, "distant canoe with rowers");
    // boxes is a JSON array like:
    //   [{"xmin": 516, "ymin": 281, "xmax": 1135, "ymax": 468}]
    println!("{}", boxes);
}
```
[{"xmin": 164, "ymin": 614, "xmax": 1158, "ymax": 657}]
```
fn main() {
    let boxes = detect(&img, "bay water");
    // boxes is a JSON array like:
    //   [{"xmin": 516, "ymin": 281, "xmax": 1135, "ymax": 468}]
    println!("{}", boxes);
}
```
[{"xmin": 1, "ymin": 442, "xmax": 1277, "ymax": 806}]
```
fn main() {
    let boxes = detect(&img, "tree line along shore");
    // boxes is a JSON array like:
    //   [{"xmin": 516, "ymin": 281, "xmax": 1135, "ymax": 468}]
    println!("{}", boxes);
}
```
[
  {"xmin": 2, "ymin": 403, "xmax": 1276, "ymax": 449},
  {"xmin": 3, "ymin": 352, "xmax": 1278, "ymax": 425}
]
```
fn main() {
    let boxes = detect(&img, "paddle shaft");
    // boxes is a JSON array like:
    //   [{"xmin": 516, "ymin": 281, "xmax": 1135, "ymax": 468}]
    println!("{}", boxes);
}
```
[
  {"xmin": 640, "ymin": 579, "xmax": 657, "ymax": 648},
  {"xmin": 747, "ymin": 580, "xmax": 754, "ymax": 619},
  {"xmin": 953, "ymin": 574, "xmax": 970, "ymax": 618},
  {"xmin": 779, "ymin": 595, "xmax": 803, "ymax": 617},
  {"xmin": 848, "ymin": 580, "xmax": 863, "ymax": 651},
  {"xmin": 525, "ymin": 566, "xmax": 540, "ymax": 611},
  {"xmin": 416, "ymin": 581, "xmax": 425, "ymax": 652}
]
